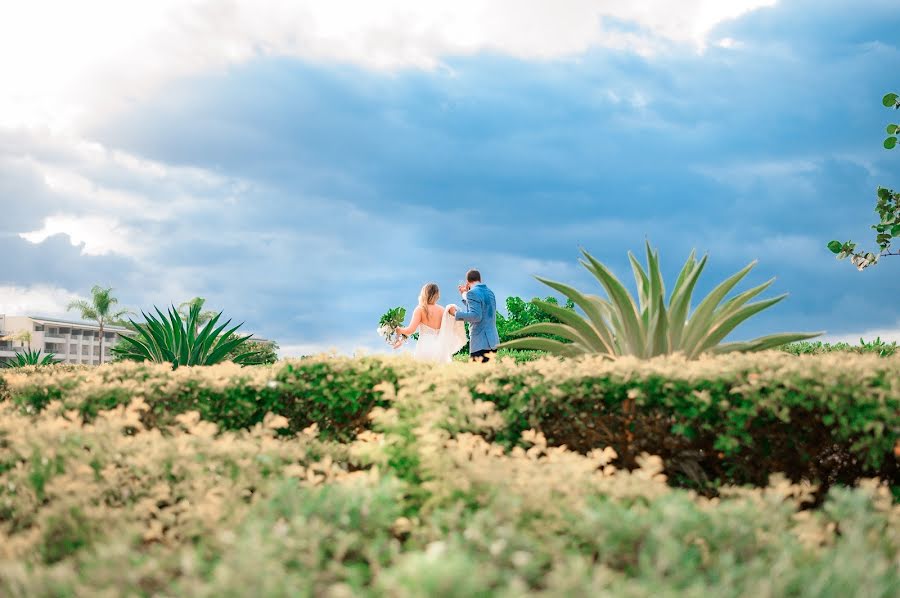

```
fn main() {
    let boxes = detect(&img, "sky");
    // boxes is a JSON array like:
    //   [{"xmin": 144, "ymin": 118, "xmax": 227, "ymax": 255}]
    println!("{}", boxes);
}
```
[{"xmin": 1, "ymin": 0, "xmax": 899, "ymax": 356}]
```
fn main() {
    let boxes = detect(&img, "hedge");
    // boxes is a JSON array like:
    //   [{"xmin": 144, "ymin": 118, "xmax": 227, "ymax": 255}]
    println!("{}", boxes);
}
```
[
  {"xmin": 2, "ymin": 353, "xmax": 897, "ymax": 494},
  {"xmin": 458, "ymin": 352, "xmax": 899, "ymax": 495},
  {"xmin": 0, "ymin": 357, "xmax": 410, "ymax": 442}
]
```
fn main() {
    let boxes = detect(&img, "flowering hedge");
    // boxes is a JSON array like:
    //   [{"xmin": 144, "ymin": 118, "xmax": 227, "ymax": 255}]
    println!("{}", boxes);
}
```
[
  {"xmin": 1, "ymin": 357, "xmax": 413, "ymax": 442},
  {"xmin": 457, "ymin": 352, "xmax": 900, "ymax": 494},
  {"xmin": 2, "ymin": 353, "xmax": 897, "ymax": 495},
  {"xmin": 0, "ymin": 363, "xmax": 897, "ymax": 595}
]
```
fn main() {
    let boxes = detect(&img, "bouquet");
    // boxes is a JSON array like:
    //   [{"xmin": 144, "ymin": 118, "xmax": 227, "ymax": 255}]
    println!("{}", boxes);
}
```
[{"xmin": 377, "ymin": 307, "xmax": 407, "ymax": 348}]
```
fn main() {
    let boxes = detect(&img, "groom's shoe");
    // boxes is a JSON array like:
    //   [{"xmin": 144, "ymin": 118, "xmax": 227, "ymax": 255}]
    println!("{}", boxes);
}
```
[{"xmin": 470, "ymin": 349, "xmax": 496, "ymax": 363}]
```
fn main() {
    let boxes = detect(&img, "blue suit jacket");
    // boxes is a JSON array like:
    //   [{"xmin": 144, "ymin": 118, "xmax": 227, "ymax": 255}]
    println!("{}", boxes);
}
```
[{"xmin": 455, "ymin": 283, "xmax": 500, "ymax": 354}]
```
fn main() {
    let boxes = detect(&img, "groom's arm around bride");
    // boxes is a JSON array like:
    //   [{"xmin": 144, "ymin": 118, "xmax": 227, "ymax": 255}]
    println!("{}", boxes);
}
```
[{"xmin": 449, "ymin": 269, "xmax": 500, "ymax": 362}]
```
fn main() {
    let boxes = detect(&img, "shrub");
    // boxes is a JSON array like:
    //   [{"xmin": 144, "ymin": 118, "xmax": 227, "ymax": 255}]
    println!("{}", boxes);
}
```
[
  {"xmin": 0, "ymin": 357, "xmax": 897, "ymax": 596},
  {"xmin": 503, "ymin": 244, "xmax": 820, "ymax": 358},
  {"xmin": 2, "ymin": 357, "xmax": 406, "ymax": 442},
  {"xmin": 0, "ymin": 349, "xmax": 61, "ymax": 368},
  {"xmin": 2, "ymin": 353, "xmax": 896, "ymax": 495},
  {"xmin": 783, "ymin": 337, "xmax": 898, "ymax": 357},
  {"xmin": 113, "ymin": 303, "xmax": 259, "ymax": 367},
  {"xmin": 459, "ymin": 352, "xmax": 899, "ymax": 495}
]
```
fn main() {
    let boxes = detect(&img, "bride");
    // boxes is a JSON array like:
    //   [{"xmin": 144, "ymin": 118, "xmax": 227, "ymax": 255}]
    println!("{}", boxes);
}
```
[{"xmin": 395, "ymin": 283, "xmax": 467, "ymax": 363}]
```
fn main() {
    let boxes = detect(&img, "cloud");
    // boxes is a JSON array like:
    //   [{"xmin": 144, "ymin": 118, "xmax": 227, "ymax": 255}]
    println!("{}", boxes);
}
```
[
  {"xmin": 821, "ymin": 322, "xmax": 900, "ymax": 344},
  {"xmin": 20, "ymin": 215, "xmax": 141, "ymax": 257},
  {"xmin": 1, "ymin": 0, "xmax": 777, "ymax": 130},
  {"xmin": 2, "ymin": 0, "xmax": 898, "ymax": 353},
  {"xmin": 0, "ymin": 284, "xmax": 80, "ymax": 318}
]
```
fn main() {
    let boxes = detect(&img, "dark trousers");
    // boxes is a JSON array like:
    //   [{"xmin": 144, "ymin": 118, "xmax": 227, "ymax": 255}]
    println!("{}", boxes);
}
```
[{"xmin": 470, "ymin": 349, "xmax": 497, "ymax": 363}]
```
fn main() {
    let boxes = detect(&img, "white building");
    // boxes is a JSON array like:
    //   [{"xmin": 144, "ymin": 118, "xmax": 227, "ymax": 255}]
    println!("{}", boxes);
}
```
[{"xmin": 0, "ymin": 314, "xmax": 132, "ymax": 366}]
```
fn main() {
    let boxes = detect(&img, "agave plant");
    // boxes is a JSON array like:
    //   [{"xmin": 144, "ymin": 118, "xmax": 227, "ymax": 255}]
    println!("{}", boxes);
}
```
[
  {"xmin": 112, "ymin": 303, "xmax": 260, "ymax": 368},
  {"xmin": 1, "ymin": 349, "xmax": 61, "ymax": 368},
  {"xmin": 501, "ymin": 244, "xmax": 822, "ymax": 360}
]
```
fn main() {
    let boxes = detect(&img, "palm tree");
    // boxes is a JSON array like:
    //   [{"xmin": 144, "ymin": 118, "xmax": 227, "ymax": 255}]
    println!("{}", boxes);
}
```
[
  {"xmin": 67, "ymin": 286, "xmax": 132, "ymax": 364},
  {"xmin": 178, "ymin": 297, "xmax": 218, "ymax": 334},
  {"xmin": 1, "ymin": 330, "xmax": 32, "ymax": 351}
]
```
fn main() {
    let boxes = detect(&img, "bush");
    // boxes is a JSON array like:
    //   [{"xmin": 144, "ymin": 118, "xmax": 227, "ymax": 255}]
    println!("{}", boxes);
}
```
[
  {"xmin": 459, "ymin": 352, "xmax": 899, "ymax": 495},
  {"xmin": 0, "ymin": 355, "xmax": 897, "ymax": 596},
  {"xmin": 783, "ymin": 337, "xmax": 898, "ymax": 357},
  {"xmin": 1, "ymin": 357, "xmax": 408, "ymax": 441},
  {"xmin": 2, "ymin": 353, "xmax": 897, "ymax": 494}
]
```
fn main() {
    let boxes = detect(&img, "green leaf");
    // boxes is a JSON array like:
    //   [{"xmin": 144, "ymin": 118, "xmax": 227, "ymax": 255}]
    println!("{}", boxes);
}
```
[
  {"xmin": 826, "ymin": 240, "xmax": 843, "ymax": 254},
  {"xmin": 883, "ymin": 93, "xmax": 899, "ymax": 107},
  {"xmin": 884, "ymin": 136, "xmax": 897, "ymax": 150},
  {"xmin": 891, "ymin": 224, "xmax": 900, "ymax": 236},
  {"xmin": 580, "ymin": 250, "xmax": 646, "ymax": 356},
  {"xmin": 682, "ymin": 260, "xmax": 757, "ymax": 353},
  {"xmin": 887, "ymin": 124, "xmax": 899, "ymax": 134},
  {"xmin": 530, "ymin": 299, "xmax": 611, "ymax": 353},
  {"xmin": 498, "ymin": 337, "xmax": 584, "ymax": 357},
  {"xmin": 668, "ymin": 254, "xmax": 707, "ymax": 350},
  {"xmin": 511, "ymin": 322, "xmax": 587, "ymax": 345},
  {"xmin": 533, "ymin": 277, "xmax": 616, "ymax": 353}
]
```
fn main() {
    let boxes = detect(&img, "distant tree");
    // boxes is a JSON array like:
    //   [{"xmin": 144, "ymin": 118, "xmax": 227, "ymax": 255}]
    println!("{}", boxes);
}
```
[
  {"xmin": 828, "ymin": 92, "xmax": 900, "ymax": 269},
  {"xmin": 497, "ymin": 296, "xmax": 576, "ymax": 344},
  {"xmin": 67, "ymin": 286, "xmax": 132, "ymax": 363},
  {"xmin": 178, "ymin": 297, "xmax": 218, "ymax": 333},
  {"xmin": 1, "ymin": 330, "xmax": 32, "ymax": 351},
  {"xmin": 226, "ymin": 338, "xmax": 279, "ymax": 365}
]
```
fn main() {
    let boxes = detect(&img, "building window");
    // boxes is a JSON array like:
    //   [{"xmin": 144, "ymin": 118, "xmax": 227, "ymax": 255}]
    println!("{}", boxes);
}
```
[{"xmin": 34, "ymin": 324, "xmax": 44, "ymax": 332}]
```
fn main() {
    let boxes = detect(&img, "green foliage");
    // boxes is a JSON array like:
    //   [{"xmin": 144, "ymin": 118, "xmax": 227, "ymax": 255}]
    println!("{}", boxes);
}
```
[
  {"xmin": 497, "ymin": 295, "xmax": 575, "ymax": 344},
  {"xmin": 39, "ymin": 508, "xmax": 96, "ymax": 565},
  {"xmin": 454, "ymin": 347, "xmax": 548, "ymax": 363},
  {"xmin": 226, "ymin": 337, "xmax": 279, "ymax": 365},
  {"xmin": 66, "ymin": 285, "xmax": 132, "ymax": 359},
  {"xmin": 5, "ymin": 353, "xmax": 896, "ymax": 494},
  {"xmin": 502, "ymin": 244, "xmax": 820, "ymax": 359},
  {"xmin": 2, "ymin": 355, "xmax": 898, "ymax": 596},
  {"xmin": 0, "ymin": 349, "xmax": 61, "ymax": 368},
  {"xmin": 177, "ymin": 296, "xmax": 219, "ymax": 329},
  {"xmin": 783, "ymin": 337, "xmax": 897, "ymax": 357},
  {"xmin": 379, "ymin": 307, "xmax": 406, "ymax": 329},
  {"xmin": 884, "ymin": 91, "xmax": 899, "ymax": 148},
  {"xmin": 112, "ymin": 302, "xmax": 259, "ymax": 368},
  {"xmin": 452, "ymin": 295, "xmax": 576, "ymax": 357},
  {"xmin": 1, "ymin": 330, "xmax": 32, "ymax": 351},
  {"xmin": 6, "ymin": 358, "xmax": 404, "ymax": 442},
  {"xmin": 465, "ymin": 354, "xmax": 899, "ymax": 493},
  {"xmin": 828, "ymin": 92, "xmax": 900, "ymax": 268},
  {"xmin": 267, "ymin": 358, "xmax": 402, "ymax": 440}
]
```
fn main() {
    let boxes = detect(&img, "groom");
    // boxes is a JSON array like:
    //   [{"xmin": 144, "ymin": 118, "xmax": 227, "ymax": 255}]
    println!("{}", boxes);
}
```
[{"xmin": 448, "ymin": 269, "xmax": 500, "ymax": 362}]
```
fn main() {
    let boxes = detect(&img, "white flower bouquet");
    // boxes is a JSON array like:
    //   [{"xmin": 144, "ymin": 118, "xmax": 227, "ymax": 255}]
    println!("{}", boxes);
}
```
[{"xmin": 377, "ymin": 307, "xmax": 408, "ymax": 347}]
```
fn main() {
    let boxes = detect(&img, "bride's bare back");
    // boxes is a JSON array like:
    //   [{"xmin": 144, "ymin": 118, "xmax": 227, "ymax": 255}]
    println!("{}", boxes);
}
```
[
  {"xmin": 396, "ymin": 303, "xmax": 444, "ymax": 336},
  {"xmin": 417, "ymin": 304, "xmax": 445, "ymax": 330}
]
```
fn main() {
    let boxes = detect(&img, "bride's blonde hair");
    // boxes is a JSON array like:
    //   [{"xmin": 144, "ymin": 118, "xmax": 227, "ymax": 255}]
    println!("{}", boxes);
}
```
[{"xmin": 419, "ymin": 283, "xmax": 440, "ymax": 319}]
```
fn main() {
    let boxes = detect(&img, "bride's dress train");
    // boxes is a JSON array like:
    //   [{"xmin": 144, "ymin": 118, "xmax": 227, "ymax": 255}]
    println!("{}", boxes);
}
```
[{"xmin": 413, "ymin": 304, "xmax": 467, "ymax": 363}]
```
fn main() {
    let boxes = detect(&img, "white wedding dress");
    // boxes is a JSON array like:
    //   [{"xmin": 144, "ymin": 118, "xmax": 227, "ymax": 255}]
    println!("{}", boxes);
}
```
[{"xmin": 413, "ymin": 304, "xmax": 468, "ymax": 363}]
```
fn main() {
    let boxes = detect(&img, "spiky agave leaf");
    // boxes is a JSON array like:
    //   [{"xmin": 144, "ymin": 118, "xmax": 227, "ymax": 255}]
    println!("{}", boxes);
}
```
[
  {"xmin": 111, "ymin": 304, "xmax": 257, "ymax": 368},
  {"xmin": 533, "ymin": 277, "xmax": 616, "ymax": 354},
  {"xmin": 1, "ymin": 349, "xmax": 60, "ymax": 368},
  {"xmin": 500, "ymin": 244, "xmax": 821, "ymax": 360},
  {"xmin": 579, "ymin": 250, "xmax": 645, "ymax": 356}
]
